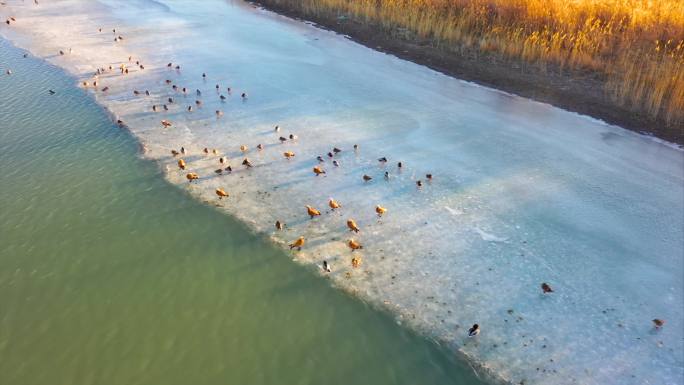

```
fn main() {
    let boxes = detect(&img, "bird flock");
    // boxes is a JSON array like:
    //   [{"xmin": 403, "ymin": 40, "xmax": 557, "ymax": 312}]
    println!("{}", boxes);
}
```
[
  {"xmin": 2, "ymin": 12, "xmax": 667, "ymax": 337},
  {"xmin": 72, "ymin": 26, "xmax": 436, "ymax": 281}
]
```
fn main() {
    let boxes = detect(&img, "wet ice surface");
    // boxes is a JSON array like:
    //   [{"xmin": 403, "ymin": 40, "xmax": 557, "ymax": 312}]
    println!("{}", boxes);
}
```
[{"xmin": 2, "ymin": 0, "xmax": 683, "ymax": 384}]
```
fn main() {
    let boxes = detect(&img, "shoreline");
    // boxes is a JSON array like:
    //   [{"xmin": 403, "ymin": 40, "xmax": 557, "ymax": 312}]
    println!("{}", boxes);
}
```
[
  {"xmin": 250, "ymin": 1, "xmax": 683, "ymax": 146},
  {"xmin": 0, "ymin": 37, "xmax": 497, "ymax": 385},
  {"xmin": 0, "ymin": 33, "xmax": 505, "ymax": 385}
]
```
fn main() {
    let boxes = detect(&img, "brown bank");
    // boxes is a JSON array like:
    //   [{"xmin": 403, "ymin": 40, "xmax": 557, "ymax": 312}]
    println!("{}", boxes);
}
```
[{"xmin": 252, "ymin": 1, "xmax": 683, "ymax": 146}]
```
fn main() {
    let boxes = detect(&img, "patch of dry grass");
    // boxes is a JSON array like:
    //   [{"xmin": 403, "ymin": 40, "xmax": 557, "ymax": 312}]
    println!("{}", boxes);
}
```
[{"xmin": 264, "ymin": 0, "xmax": 684, "ymax": 127}]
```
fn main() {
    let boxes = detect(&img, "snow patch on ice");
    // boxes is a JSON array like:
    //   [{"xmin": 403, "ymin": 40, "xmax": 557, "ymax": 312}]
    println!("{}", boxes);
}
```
[{"xmin": 474, "ymin": 227, "xmax": 508, "ymax": 243}]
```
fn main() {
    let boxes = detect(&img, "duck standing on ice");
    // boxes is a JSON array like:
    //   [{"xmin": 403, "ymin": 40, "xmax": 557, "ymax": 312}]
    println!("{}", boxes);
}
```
[
  {"xmin": 215, "ymin": 188, "xmax": 229, "ymax": 199},
  {"xmin": 347, "ymin": 219, "xmax": 360, "ymax": 233},
  {"xmin": 289, "ymin": 236, "xmax": 305, "ymax": 250},
  {"xmin": 322, "ymin": 260, "xmax": 332, "ymax": 273},
  {"xmin": 328, "ymin": 198, "xmax": 341, "ymax": 210},
  {"xmin": 375, "ymin": 205, "xmax": 387, "ymax": 216},
  {"xmin": 347, "ymin": 239, "xmax": 363, "ymax": 251},
  {"xmin": 313, "ymin": 166, "xmax": 326, "ymax": 176},
  {"xmin": 468, "ymin": 324, "xmax": 480, "ymax": 337},
  {"xmin": 306, "ymin": 205, "xmax": 321, "ymax": 219}
]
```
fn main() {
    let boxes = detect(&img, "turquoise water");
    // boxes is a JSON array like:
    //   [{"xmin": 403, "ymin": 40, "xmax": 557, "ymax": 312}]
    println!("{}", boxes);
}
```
[{"xmin": 0, "ymin": 39, "xmax": 488, "ymax": 385}]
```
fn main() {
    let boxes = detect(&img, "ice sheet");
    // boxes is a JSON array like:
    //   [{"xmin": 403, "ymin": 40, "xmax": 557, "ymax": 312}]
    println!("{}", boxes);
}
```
[{"xmin": 1, "ymin": 1, "xmax": 682, "ymax": 384}]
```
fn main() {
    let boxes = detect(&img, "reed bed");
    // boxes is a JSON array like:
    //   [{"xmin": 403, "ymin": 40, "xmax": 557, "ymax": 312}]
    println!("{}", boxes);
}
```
[{"xmin": 262, "ymin": 0, "xmax": 684, "ymax": 127}]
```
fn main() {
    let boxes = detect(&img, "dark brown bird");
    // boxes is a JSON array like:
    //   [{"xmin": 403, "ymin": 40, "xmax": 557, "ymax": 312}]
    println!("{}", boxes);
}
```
[
  {"xmin": 398, "ymin": 162, "xmax": 403, "ymax": 168},
  {"xmin": 363, "ymin": 175, "xmax": 372, "ymax": 182},
  {"xmin": 279, "ymin": 137, "xmax": 287, "ymax": 143},
  {"xmin": 275, "ymin": 221, "xmax": 284, "ymax": 230},
  {"xmin": 541, "ymin": 282, "xmax": 554, "ymax": 293},
  {"xmin": 416, "ymin": 180, "xmax": 423, "ymax": 187},
  {"xmin": 219, "ymin": 157, "xmax": 225, "ymax": 164},
  {"xmin": 224, "ymin": 166, "xmax": 232, "ymax": 172},
  {"xmin": 214, "ymin": 168, "xmax": 223, "ymax": 174},
  {"xmin": 203, "ymin": 147, "xmax": 209, "ymax": 154},
  {"xmin": 171, "ymin": 149, "xmax": 179, "ymax": 156},
  {"xmin": 652, "ymin": 319, "xmax": 665, "ymax": 329},
  {"xmin": 242, "ymin": 158, "xmax": 253, "ymax": 167},
  {"xmin": 333, "ymin": 147, "xmax": 341, "ymax": 153},
  {"xmin": 426, "ymin": 174, "xmax": 433, "ymax": 180}
]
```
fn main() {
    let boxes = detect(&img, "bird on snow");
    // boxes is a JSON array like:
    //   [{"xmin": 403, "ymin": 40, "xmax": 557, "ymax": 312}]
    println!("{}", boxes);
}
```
[
  {"xmin": 306, "ymin": 205, "xmax": 321, "ymax": 218},
  {"xmin": 347, "ymin": 219, "xmax": 360, "ymax": 233}
]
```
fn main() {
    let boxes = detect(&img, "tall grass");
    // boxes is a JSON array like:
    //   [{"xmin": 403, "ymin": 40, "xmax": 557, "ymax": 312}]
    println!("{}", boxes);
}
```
[{"xmin": 262, "ymin": 0, "xmax": 684, "ymax": 127}]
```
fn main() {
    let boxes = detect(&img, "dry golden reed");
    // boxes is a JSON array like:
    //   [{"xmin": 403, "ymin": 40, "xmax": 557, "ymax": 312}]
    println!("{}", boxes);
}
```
[{"xmin": 263, "ymin": 0, "xmax": 684, "ymax": 127}]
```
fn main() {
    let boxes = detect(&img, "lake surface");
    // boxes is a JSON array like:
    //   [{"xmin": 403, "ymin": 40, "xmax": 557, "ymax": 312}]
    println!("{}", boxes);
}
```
[
  {"xmin": 1, "ymin": 0, "xmax": 682, "ymax": 384},
  {"xmin": 0, "ymin": 38, "xmax": 487, "ymax": 385}
]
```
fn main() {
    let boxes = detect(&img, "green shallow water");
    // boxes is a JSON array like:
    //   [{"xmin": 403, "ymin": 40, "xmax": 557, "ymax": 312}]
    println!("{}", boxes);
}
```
[{"xmin": 0, "ymin": 39, "xmax": 487, "ymax": 385}]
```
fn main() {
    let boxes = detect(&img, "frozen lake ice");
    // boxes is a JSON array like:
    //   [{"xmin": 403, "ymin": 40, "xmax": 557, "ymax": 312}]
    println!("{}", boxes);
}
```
[{"xmin": 1, "ymin": 0, "xmax": 682, "ymax": 384}]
